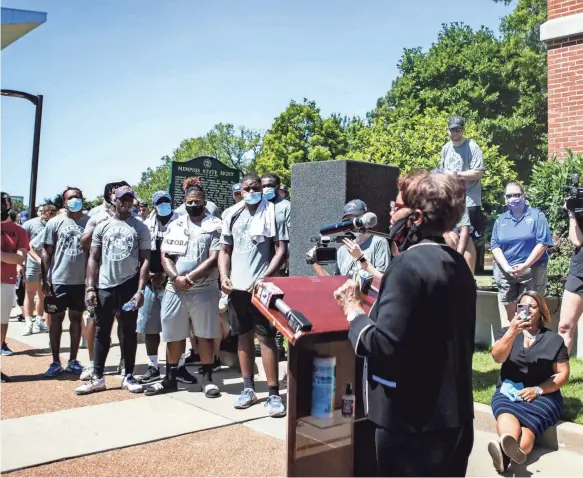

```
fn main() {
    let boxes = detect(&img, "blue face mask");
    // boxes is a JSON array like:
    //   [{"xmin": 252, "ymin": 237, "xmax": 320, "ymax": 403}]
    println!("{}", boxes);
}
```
[
  {"xmin": 263, "ymin": 187, "xmax": 276, "ymax": 201},
  {"xmin": 67, "ymin": 198, "xmax": 83, "ymax": 213},
  {"xmin": 156, "ymin": 203, "xmax": 172, "ymax": 217},
  {"xmin": 243, "ymin": 191, "xmax": 262, "ymax": 205},
  {"xmin": 507, "ymin": 195, "xmax": 525, "ymax": 211}
]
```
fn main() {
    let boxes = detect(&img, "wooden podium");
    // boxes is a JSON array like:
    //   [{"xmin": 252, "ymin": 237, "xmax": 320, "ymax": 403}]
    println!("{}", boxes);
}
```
[{"xmin": 252, "ymin": 276, "xmax": 378, "ymax": 477}]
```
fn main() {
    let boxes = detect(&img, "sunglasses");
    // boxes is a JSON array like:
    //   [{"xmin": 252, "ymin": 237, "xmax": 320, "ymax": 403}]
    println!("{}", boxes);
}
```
[
  {"xmin": 185, "ymin": 200, "xmax": 205, "ymax": 207},
  {"xmin": 450, "ymin": 128, "xmax": 463, "ymax": 133},
  {"xmin": 505, "ymin": 193, "xmax": 522, "ymax": 199},
  {"xmin": 390, "ymin": 201, "xmax": 406, "ymax": 212}
]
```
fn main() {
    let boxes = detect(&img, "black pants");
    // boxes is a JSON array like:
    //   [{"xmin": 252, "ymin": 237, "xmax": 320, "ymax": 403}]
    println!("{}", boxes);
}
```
[
  {"xmin": 375, "ymin": 421, "xmax": 474, "ymax": 477},
  {"xmin": 94, "ymin": 275, "xmax": 139, "ymax": 378}
]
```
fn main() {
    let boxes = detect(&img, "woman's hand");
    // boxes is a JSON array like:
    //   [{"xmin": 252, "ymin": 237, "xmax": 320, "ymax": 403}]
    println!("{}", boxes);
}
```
[
  {"xmin": 517, "ymin": 387, "xmax": 537, "ymax": 402},
  {"xmin": 508, "ymin": 313, "xmax": 531, "ymax": 336},
  {"xmin": 333, "ymin": 280, "xmax": 364, "ymax": 316},
  {"xmin": 342, "ymin": 238, "xmax": 364, "ymax": 261}
]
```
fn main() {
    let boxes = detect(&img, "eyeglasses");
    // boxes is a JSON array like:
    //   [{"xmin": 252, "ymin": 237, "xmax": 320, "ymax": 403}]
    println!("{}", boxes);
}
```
[
  {"xmin": 390, "ymin": 201, "xmax": 406, "ymax": 212},
  {"xmin": 505, "ymin": 193, "xmax": 522, "ymax": 199}
]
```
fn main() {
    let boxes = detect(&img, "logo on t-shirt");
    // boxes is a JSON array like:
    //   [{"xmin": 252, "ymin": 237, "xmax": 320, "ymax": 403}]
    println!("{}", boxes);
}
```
[
  {"xmin": 444, "ymin": 150, "xmax": 463, "ymax": 172},
  {"xmin": 103, "ymin": 226, "xmax": 134, "ymax": 261},
  {"xmin": 234, "ymin": 219, "xmax": 256, "ymax": 253},
  {"xmin": 58, "ymin": 224, "xmax": 84, "ymax": 257},
  {"xmin": 185, "ymin": 233, "xmax": 208, "ymax": 261}
]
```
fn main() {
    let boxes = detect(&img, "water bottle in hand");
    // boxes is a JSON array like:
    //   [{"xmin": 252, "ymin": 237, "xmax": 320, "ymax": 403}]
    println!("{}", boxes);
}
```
[{"xmin": 122, "ymin": 300, "xmax": 137, "ymax": 311}]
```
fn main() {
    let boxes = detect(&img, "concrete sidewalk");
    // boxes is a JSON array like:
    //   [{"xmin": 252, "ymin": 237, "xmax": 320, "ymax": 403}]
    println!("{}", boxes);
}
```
[{"xmin": 3, "ymin": 313, "xmax": 583, "ymax": 476}]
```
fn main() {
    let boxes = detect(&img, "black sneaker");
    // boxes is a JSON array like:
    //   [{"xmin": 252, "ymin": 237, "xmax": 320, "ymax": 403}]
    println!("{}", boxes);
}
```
[
  {"xmin": 136, "ymin": 365, "xmax": 161, "ymax": 384},
  {"xmin": 144, "ymin": 377, "xmax": 177, "ymax": 396},
  {"xmin": 176, "ymin": 365, "xmax": 198, "ymax": 384},
  {"xmin": 197, "ymin": 356, "xmax": 222, "ymax": 374},
  {"xmin": 1, "ymin": 372, "xmax": 11, "ymax": 383},
  {"xmin": 184, "ymin": 349, "xmax": 201, "ymax": 365}
]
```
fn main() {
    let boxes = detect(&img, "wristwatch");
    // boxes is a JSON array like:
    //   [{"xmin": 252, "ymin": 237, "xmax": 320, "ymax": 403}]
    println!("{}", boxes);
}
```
[
  {"xmin": 358, "ymin": 255, "xmax": 367, "ymax": 264},
  {"xmin": 534, "ymin": 386, "xmax": 543, "ymax": 397},
  {"xmin": 346, "ymin": 308, "xmax": 366, "ymax": 322}
]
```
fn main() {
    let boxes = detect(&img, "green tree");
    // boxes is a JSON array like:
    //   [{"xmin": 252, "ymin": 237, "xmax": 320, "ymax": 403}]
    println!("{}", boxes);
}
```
[
  {"xmin": 371, "ymin": 0, "xmax": 547, "ymax": 179},
  {"xmin": 10, "ymin": 198, "xmax": 26, "ymax": 214},
  {"xmin": 252, "ymin": 99, "xmax": 353, "ymax": 185},
  {"xmin": 134, "ymin": 123, "xmax": 262, "ymax": 203}
]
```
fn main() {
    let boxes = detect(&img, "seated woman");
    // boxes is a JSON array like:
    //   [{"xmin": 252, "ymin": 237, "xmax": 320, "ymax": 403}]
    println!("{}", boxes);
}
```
[{"xmin": 488, "ymin": 291, "xmax": 570, "ymax": 473}]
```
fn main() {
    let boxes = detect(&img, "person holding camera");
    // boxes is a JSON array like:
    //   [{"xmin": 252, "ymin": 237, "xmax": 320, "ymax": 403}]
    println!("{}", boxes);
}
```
[
  {"xmin": 488, "ymin": 291, "xmax": 569, "ymax": 473},
  {"xmin": 491, "ymin": 182, "xmax": 553, "ymax": 322},
  {"xmin": 312, "ymin": 200, "xmax": 390, "ymax": 279},
  {"xmin": 559, "ymin": 201, "xmax": 583, "ymax": 355}
]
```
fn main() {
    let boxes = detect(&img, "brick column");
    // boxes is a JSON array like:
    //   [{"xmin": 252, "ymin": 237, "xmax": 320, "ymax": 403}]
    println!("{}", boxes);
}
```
[{"xmin": 541, "ymin": 1, "xmax": 583, "ymax": 157}]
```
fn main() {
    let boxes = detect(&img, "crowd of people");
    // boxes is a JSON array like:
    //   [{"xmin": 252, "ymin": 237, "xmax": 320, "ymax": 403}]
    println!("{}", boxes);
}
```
[{"xmin": 1, "ymin": 115, "xmax": 581, "ymax": 474}]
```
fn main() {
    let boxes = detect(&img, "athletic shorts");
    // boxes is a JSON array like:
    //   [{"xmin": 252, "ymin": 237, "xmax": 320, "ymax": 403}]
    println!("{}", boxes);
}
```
[
  {"xmin": 1, "ymin": 283, "xmax": 15, "ymax": 325},
  {"xmin": 565, "ymin": 274, "xmax": 583, "ymax": 294},
  {"xmin": 44, "ymin": 284, "xmax": 86, "ymax": 314},
  {"xmin": 161, "ymin": 285, "xmax": 220, "ymax": 342},
  {"xmin": 136, "ymin": 285, "xmax": 164, "ymax": 334},
  {"xmin": 228, "ymin": 289, "xmax": 275, "ymax": 337},
  {"xmin": 25, "ymin": 261, "xmax": 41, "ymax": 283},
  {"xmin": 493, "ymin": 263, "xmax": 548, "ymax": 305},
  {"xmin": 467, "ymin": 206, "xmax": 484, "ymax": 239}
]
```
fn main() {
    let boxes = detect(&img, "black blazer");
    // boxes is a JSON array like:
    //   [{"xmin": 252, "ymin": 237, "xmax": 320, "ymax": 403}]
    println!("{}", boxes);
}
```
[{"xmin": 349, "ymin": 240, "xmax": 476, "ymax": 433}]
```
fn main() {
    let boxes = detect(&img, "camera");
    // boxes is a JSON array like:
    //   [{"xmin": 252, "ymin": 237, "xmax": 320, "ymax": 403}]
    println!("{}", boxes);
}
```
[
  {"xmin": 564, "ymin": 174, "xmax": 583, "ymax": 213},
  {"xmin": 306, "ymin": 233, "xmax": 355, "ymax": 265}
]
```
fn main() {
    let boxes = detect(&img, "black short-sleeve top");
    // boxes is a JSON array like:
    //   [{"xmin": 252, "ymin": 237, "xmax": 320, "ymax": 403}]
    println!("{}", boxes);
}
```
[{"xmin": 495, "ymin": 327, "xmax": 569, "ymax": 387}]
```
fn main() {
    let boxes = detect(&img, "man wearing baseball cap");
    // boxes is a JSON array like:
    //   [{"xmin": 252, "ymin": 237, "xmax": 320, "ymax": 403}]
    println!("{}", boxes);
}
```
[
  {"xmin": 440, "ymin": 116, "xmax": 485, "ymax": 269},
  {"xmin": 312, "ymin": 199, "xmax": 390, "ymax": 279},
  {"xmin": 76, "ymin": 185, "xmax": 151, "ymax": 395},
  {"xmin": 135, "ymin": 191, "xmax": 179, "ymax": 385},
  {"xmin": 1, "ymin": 192, "xmax": 29, "ymax": 379}
]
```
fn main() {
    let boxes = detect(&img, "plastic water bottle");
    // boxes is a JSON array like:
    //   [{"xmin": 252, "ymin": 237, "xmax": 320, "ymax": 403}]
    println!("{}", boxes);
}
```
[
  {"xmin": 122, "ymin": 300, "xmax": 136, "ymax": 312},
  {"xmin": 311, "ymin": 356, "xmax": 336, "ymax": 419}
]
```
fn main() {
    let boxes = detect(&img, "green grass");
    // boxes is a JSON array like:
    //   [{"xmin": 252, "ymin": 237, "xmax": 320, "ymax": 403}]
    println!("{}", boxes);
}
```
[{"xmin": 473, "ymin": 348, "xmax": 583, "ymax": 425}]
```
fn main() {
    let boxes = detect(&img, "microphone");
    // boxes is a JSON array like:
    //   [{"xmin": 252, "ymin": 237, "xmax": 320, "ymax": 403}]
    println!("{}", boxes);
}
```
[
  {"xmin": 257, "ymin": 282, "xmax": 312, "ymax": 333},
  {"xmin": 319, "ymin": 212, "xmax": 378, "ymax": 235}
]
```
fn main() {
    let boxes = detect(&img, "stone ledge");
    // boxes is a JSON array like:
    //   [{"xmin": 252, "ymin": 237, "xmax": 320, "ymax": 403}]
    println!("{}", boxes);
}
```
[
  {"xmin": 474, "ymin": 402, "xmax": 583, "ymax": 455},
  {"xmin": 541, "ymin": 12, "xmax": 583, "ymax": 42}
]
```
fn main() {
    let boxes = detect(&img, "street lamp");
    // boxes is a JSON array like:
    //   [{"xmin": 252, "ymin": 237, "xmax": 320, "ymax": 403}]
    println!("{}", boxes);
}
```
[{"xmin": 1, "ymin": 89, "xmax": 43, "ymax": 218}]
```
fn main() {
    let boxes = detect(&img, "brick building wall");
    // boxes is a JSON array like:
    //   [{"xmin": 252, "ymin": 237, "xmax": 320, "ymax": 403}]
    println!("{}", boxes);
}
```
[{"xmin": 542, "ymin": 1, "xmax": 583, "ymax": 157}]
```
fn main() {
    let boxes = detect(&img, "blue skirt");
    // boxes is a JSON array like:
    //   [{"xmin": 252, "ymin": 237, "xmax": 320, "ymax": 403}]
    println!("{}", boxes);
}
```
[{"xmin": 491, "ymin": 388, "xmax": 563, "ymax": 439}]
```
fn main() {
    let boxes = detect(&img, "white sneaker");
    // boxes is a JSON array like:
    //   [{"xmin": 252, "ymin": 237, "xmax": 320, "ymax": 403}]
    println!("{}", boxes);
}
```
[
  {"xmin": 35, "ymin": 317, "xmax": 49, "ymax": 333},
  {"xmin": 121, "ymin": 375, "xmax": 143, "ymax": 394},
  {"xmin": 80, "ymin": 362, "xmax": 94, "ymax": 381},
  {"xmin": 32, "ymin": 320, "xmax": 41, "ymax": 334},
  {"xmin": 75, "ymin": 376, "xmax": 106, "ymax": 395},
  {"xmin": 22, "ymin": 318, "xmax": 34, "ymax": 336}
]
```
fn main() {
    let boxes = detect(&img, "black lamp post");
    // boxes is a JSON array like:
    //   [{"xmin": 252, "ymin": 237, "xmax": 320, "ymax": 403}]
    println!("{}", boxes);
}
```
[{"xmin": 1, "ymin": 89, "xmax": 43, "ymax": 218}]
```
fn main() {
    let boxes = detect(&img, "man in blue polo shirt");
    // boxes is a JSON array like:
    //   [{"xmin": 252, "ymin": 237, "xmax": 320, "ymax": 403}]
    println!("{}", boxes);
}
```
[{"xmin": 490, "ymin": 182, "xmax": 553, "ymax": 321}]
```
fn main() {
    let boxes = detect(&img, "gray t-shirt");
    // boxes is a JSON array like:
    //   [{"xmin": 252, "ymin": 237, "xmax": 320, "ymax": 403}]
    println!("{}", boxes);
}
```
[
  {"xmin": 271, "ymin": 196, "xmax": 291, "ymax": 231},
  {"xmin": 88, "ymin": 204, "xmax": 108, "ymax": 217},
  {"xmin": 91, "ymin": 217, "xmax": 151, "ymax": 289},
  {"xmin": 440, "ymin": 139, "xmax": 484, "ymax": 207},
  {"xmin": 86, "ymin": 209, "xmax": 114, "ymax": 231},
  {"xmin": 335, "ymin": 235, "xmax": 390, "ymax": 276},
  {"xmin": 220, "ymin": 207, "xmax": 289, "ymax": 291},
  {"xmin": 23, "ymin": 217, "xmax": 46, "ymax": 272},
  {"xmin": 165, "ymin": 218, "xmax": 221, "ymax": 291},
  {"xmin": 43, "ymin": 214, "xmax": 90, "ymax": 285},
  {"xmin": 176, "ymin": 200, "xmax": 218, "ymax": 218}
]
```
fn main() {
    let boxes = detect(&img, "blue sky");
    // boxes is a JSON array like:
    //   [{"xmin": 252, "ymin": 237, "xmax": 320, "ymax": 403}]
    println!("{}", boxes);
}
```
[{"xmin": 1, "ymin": 0, "xmax": 511, "ymax": 203}]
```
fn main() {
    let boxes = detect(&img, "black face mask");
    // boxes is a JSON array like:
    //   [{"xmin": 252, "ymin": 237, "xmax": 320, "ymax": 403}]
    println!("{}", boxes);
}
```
[
  {"xmin": 1, "ymin": 209, "xmax": 9, "ymax": 221},
  {"xmin": 388, "ymin": 215, "xmax": 421, "ymax": 253},
  {"xmin": 186, "ymin": 205, "xmax": 205, "ymax": 217}
]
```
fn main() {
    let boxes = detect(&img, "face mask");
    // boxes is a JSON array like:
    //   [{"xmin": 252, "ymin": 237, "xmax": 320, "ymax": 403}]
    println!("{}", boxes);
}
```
[
  {"xmin": 506, "ymin": 195, "xmax": 525, "ymax": 211},
  {"xmin": 388, "ymin": 215, "xmax": 420, "ymax": 253},
  {"xmin": 156, "ymin": 203, "xmax": 172, "ymax": 217},
  {"xmin": 243, "ymin": 191, "xmax": 262, "ymax": 205},
  {"xmin": 186, "ymin": 204, "xmax": 205, "ymax": 217},
  {"xmin": 263, "ymin": 187, "xmax": 276, "ymax": 201},
  {"xmin": 67, "ymin": 198, "xmax": 83, "ymax": 213}
]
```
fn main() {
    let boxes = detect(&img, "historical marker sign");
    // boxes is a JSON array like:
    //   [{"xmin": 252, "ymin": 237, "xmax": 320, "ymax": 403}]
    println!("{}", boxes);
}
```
[{"xmin": 168, "ymin": 156, "xmax": 241, "ymax": 214}]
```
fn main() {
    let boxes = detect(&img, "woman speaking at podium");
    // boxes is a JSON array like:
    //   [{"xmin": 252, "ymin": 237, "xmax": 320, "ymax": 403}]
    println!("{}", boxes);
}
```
[{"xmin": 334, "ymin": 170, "xmax": 477, "ymax": 477}]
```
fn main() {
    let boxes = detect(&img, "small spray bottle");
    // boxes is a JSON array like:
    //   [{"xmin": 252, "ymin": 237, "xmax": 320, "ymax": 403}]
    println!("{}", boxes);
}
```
[{"xmin": 341, "ymin": 382, "xmax": 356, "ymax": 417}]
